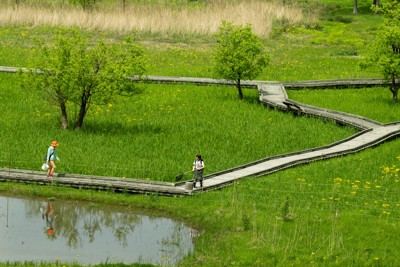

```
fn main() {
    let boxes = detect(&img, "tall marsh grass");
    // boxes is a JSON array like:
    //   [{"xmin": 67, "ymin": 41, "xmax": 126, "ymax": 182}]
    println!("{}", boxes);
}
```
[{"xmin": 0, "ymin": 1, "xmax": 306, "ymax": 36}]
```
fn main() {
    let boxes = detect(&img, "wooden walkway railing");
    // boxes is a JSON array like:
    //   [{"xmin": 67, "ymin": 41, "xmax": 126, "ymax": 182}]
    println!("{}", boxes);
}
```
[{"xmin": 1, "ymin": 66, "xmax": 398, "ymax": 195}]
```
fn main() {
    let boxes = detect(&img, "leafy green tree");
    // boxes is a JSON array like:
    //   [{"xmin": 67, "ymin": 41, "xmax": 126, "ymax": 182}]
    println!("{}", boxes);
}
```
[
  {"xmin": 21, "ymin": 30, "xmax": 75, "ymax": 129},
  {"xmin": 213, "ymin": 21, "xmax": 269, "ymax": 100},
  {"xmin": 21, "ymin": 28, "xmax": 146, "ymax": 129},
  {"xmin": 362, "ymin": 0, "xmax": 400, "ymax": 102}
]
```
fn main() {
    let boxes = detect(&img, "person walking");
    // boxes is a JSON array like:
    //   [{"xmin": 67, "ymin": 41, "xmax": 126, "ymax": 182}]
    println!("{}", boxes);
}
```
[
  {"xmin": 192, "ymin": 154, "xmax": 205, "ymax": 188},
  {"xmin": 46, "ymin": 141, "xmax": 60, "ymax": 178}
]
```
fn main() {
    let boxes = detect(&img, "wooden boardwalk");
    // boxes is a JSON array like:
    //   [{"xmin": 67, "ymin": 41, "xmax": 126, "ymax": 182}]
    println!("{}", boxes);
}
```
[
  {"xmin": 1, "ymin": 67, "xmax": 399, "ymax": 195},
  {"xmin": 0, "ymin": 168, "xmax": 192, "ymax": 195},
  {"xmin": 199, "ymin": 84, "xmax": 399, "ymax": 191}
]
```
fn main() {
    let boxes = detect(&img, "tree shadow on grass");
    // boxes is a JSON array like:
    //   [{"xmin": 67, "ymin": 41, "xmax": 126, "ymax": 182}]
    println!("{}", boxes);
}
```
[{"xmin": 213, "ymin": 88, "xmax": 260, "ymax": 104}]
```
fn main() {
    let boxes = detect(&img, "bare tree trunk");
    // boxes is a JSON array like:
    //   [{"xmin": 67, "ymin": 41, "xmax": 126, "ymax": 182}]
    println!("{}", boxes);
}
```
[
  {"xmin": 75, "ymin": 101, "xmax": 87, "ymax": 130},
  {"xmin": 353, "ymin": 0, "xmax": 358, "ymax": 15},
  {"xmin": 236, "ymin": 79, "xmax": 243, "ymax": 100},
  {"xmin": 391, "ymin": 89, "xmax": 398, "ymax": 103},
  {"xmin": 373, "ymin": 0, "xmax": 379, "ymax": 11},
  {"xmin": 60, "ymin": 102, "xmax": 68, "ymax": 130},
  {"xmin": 390, "ymin": 75, "xmax": 398, "ymax": 103},
  {"xmin": 75, "ymin": 89, "xmax": 90, "ymax": 130}
]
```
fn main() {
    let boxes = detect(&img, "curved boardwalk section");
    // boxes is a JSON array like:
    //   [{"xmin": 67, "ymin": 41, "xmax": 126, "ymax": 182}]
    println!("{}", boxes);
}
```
[
  {"xmin": 1, "ymin": 67, "xmax": 399, "ymax": 195},
  {"xmin": 200, "ymin": 83, "xmax": 399, "ymax": 191}
]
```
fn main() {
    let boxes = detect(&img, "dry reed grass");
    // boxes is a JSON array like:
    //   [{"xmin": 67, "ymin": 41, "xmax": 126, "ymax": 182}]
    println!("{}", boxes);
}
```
[{"xmin": 0, "ymin": 1, "xmax": 306, "ymax": 36}]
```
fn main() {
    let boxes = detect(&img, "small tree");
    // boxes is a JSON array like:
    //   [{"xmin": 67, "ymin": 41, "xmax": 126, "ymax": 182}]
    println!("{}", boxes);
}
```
[
  {"xmin": 213, "ymin": 21, "xmax": 270, "ymax": 100},
  {"xmin": 21, "ymin": 30, "xmax": 77, "ymax": 129},
  {"xmin": 362, "ymin": 0, "xmax": 400, "ymax": 102},
  {"xmin": 22, "ymin": 28, "xmax": 146, "ymax": 129}
]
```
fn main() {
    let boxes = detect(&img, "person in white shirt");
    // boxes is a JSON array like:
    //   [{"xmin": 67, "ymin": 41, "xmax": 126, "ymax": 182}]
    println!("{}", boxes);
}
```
[{"xmin": 192, "ymin": 154, "xmax": 205, "ymax": 188}]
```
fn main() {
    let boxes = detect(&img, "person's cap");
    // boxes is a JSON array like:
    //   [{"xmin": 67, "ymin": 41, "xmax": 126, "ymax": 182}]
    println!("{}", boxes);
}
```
[
  {"xmin": 51, "ymin": 141, "xmax": 59, "ymax": 147},
  {"xmin": 47, "ymin": 228, "xmax": 54, "ymax": 235}
]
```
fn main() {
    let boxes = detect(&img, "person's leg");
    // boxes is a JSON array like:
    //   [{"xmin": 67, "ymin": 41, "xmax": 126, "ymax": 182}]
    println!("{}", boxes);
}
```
[
  {"xmin": 193, "ymin": 171, "xmax": 199, "ymax": 188},
  {"xmin": 48, "ymin": 161, "xmax": 56, "ymax": 177},
  {"xmin": 47, "ymin": 163, "xmax": 51, "ymax": 177}
]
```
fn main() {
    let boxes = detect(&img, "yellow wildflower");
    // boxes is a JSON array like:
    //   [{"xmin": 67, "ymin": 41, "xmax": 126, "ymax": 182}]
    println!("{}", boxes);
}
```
[{"xmin": 334, "ymin": 177, "xmax": 342, "ymax": 183}]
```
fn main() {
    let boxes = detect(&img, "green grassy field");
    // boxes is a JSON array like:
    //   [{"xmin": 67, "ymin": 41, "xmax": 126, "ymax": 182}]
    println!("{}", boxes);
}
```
[
  {"xmin": 288, "ymin": 86, "xmax": 400, "ymax": 123},
  {"xmin": 1, "ymin": 0, "xmax": 400, "ymax": 266},
  {"xmin": 0, "ymin": 72, "xmax": 356, "ymax": 181}
]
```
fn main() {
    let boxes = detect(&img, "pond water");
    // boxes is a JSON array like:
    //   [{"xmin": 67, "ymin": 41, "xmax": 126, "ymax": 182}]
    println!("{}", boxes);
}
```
[{"xmin": 0, "ymin": 195, "xmax": 198, "ymax": 266}]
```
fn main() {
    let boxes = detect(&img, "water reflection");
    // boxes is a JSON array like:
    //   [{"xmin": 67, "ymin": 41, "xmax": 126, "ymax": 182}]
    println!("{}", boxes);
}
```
[
  {"xmin": 0, "ymin": 195, "xmax": 198, "ymax": 265},
  {"xmin": 40, "ymin": 201, "xmax": 56, "ymax": 236}
]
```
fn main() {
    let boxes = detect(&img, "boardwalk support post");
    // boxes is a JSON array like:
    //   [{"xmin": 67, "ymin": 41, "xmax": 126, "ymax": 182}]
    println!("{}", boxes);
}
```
[{"xmin": 185, "ymin": 181, "xmax": 193, "ymax": 191}]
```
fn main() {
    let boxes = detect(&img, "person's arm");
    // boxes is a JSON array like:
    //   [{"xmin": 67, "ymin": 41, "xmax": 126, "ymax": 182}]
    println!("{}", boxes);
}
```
[{"xmin": 54, "ymin": 150, "xmax": 60, "ymax": 161}]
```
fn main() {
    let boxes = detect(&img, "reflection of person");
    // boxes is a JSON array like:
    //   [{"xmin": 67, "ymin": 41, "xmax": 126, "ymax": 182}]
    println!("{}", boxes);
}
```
[
  {"xmin": 192, "ymin": 154, "xmax": 205, "ymax": 188},
  {"xmin": 40, "ymin": 201, "xmax": 56, "ymax": 235},
  {"xmin": 46, "ymin": 141, "xmax": 60, "ymax": 178}
]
